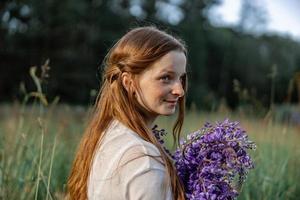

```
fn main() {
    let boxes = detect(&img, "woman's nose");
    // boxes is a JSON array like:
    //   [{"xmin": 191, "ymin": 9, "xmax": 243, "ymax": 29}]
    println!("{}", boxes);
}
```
[{"xmin": 171, "ymin": 80, "xmax": 184, "ymax": 97}]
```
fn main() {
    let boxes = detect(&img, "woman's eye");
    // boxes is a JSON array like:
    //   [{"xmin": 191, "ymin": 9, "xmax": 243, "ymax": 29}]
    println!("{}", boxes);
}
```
[
  {"xmin": 180, "ymin": 75, "xmax": 185, "ymax": 82},
  {"xmin": 160, "ymin": 75, "xmax": 170, "ymax": 82}
]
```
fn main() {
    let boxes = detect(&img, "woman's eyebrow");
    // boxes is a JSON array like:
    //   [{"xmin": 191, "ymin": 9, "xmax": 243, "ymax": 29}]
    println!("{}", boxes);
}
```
[{"xmin": 160, "ymin": 69, "xmax": 186, "ymax": 76}]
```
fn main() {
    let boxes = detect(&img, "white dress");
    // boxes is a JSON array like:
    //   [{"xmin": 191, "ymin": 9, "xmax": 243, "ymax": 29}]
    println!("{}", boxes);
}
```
[{"xmin": 87, "ymin": 119, "xmax": 173, "ymax": 200}]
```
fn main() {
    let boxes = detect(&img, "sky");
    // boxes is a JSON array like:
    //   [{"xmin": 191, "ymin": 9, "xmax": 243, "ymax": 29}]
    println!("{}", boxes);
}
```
[{"xmin": 209, "ymin": 0, "xmax": 300, "ymax": 41}]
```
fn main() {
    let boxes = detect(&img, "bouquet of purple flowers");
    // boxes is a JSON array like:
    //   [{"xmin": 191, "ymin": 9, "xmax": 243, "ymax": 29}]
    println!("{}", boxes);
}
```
[{"xmin": 153, "ymin": 119, "xmax": 256, "ymax": 200}]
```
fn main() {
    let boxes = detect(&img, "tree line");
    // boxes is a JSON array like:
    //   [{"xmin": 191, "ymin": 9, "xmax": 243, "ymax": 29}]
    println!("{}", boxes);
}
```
[{"xmin": 1, "ymin": 0, "xmax": 300, "ymax": 110}]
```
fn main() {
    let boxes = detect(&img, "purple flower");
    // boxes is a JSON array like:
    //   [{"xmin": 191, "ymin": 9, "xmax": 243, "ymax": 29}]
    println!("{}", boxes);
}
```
[{"xmin": 153, "ymin": 119, "xmax": 256, "ymax": 200}]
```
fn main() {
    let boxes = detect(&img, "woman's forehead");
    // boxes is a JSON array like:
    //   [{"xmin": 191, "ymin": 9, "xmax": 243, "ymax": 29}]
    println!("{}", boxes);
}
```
[{"xmin": 149, "ymin": 51, "xmax": 186, "ymax": 74}]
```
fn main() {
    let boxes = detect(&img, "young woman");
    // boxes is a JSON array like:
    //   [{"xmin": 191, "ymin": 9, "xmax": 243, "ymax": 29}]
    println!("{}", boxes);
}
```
[{"xmin": 67, "ymin": 26, "xmax": 187, "ymax": 200}]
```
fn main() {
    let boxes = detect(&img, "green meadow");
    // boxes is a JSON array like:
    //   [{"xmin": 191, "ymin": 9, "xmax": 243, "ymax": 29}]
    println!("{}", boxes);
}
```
[{"xmin": 0, "ymin": 103, "xmax": 300, "ymax": 199}]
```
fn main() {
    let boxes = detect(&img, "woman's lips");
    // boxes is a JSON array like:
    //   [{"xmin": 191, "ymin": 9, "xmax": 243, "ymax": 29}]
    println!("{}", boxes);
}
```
[
  {"xmin": 165, "ymin": 100, "xmax": 177, "ymax": 103},
  {"xmin": 164, "ymin": 100, "xmax": 178, "ymax": 106}
]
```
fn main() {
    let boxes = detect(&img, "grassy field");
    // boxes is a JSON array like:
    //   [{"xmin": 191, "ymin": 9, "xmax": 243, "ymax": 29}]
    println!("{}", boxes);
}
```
[{"xmin": 0, "ymin": 103, "xmax": 300, "ymax": 199}]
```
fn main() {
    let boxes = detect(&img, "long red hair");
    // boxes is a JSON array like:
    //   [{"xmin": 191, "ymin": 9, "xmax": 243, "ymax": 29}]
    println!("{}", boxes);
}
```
[{"xmin": 67, "ymin": 26, "xmax": 187, "ymax": 200}]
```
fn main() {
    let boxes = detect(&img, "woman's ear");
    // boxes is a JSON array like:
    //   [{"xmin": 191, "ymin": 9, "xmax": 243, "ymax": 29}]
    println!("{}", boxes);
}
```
[{"xmin": 121, "ymin": 72, "xmax": 133, "ymax": 92}]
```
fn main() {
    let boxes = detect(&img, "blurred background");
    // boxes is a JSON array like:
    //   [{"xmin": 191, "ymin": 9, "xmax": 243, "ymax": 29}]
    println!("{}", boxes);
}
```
[
  {"xmin": 1, "ymin": 0, "xmax": 300, "ymax": 199},
  {"xmin": 1, "ymin": 0, "xmax": 300, "ymax": 111}
]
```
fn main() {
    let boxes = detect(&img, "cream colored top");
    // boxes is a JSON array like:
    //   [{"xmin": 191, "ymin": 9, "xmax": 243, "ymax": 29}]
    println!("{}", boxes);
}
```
[{"xmin": 87, "ymin": 120, "xmax": 173, "ymax": 200}]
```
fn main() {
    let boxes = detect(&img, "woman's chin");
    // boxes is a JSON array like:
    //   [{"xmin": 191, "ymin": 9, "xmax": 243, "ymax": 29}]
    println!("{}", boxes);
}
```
[{"xmin": 160, "ymin": 109, "xmax": 176, "ymax": 116}]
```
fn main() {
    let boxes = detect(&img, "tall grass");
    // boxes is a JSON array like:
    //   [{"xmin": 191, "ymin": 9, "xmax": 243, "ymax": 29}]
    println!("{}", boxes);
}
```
[
  {"xmin": 0, "ymin": 103, "xmax": 85, "ymax": 199},
  {"xmin": 1, "ymin": 104, "xmax": 299, "ymax": 199}
]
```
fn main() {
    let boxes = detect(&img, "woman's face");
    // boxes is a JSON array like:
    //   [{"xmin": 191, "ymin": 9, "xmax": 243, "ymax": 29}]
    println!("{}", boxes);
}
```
[{"xmin": 136, "ymin": 50, "xmax": 186, "ymax": 122}]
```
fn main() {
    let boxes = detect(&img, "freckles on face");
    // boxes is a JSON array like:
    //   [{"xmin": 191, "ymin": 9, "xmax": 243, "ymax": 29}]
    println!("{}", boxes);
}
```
[{"xmin": 136, "ymin": 50, "xmax": 186, "ymax": 120}]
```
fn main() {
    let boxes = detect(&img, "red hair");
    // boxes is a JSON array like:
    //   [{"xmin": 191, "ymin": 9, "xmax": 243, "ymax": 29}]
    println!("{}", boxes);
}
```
[{"xmin": 67, "ymin": 26, "xmax": 187, "ymax": 200}]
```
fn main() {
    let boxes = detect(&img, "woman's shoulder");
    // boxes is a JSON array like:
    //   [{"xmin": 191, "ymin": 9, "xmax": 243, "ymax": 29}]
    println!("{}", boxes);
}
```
[
  {"xmin": 99, "ymin": 119, "xmax": 165, "ymax": 170},
  {"xmin": 88, "ymin": 120, "xmax": 171, "ymax": 200}
]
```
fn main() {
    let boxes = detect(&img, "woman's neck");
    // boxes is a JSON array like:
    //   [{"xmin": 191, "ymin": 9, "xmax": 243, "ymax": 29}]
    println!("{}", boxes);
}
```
[{"xmin": 144, "ymin": 115, "xmax": 157, "ymax": 129}]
